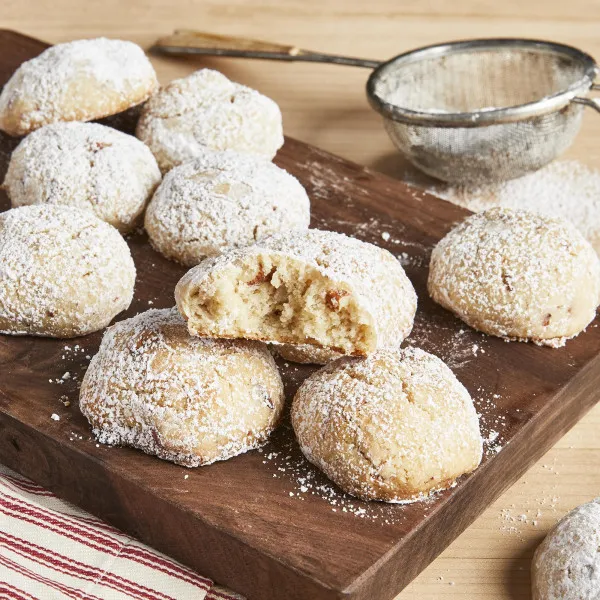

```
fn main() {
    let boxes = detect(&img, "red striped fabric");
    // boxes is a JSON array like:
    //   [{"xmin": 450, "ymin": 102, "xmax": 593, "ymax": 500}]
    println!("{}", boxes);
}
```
[
  {"xmin": 0, "ymin": 465, "xmax": 244, "ymax": 600},
  {"xmin": 0, "ymin": 581, "xmax": 38, "ymax": 600}
]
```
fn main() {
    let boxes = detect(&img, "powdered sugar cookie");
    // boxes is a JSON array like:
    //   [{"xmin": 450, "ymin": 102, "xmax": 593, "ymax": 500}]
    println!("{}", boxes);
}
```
[
  {"xmin": 428, "ymin": 207, "xmax": 600, "ymax": 347},
  {"xmin": 532, "ymin": 498, "xmax": 600, "ymax": 599},
  {"xmin": 136, "ymin": 69, "xmax": 283, "ymax": 173},
  {"xmin": 145, "ymin": 149, "xmax": 309, "ymax": 266},
  {"xmin": 291, "ymin": 347, "xmax": 483, "ymax": 502},
  {"xmin": 0, "ymin": 205, "xmax": 135, "ymax": 337},
  {"xmin": 175, "ymin": 229, "xmax": 417, "ymax": 356},
  {"xmin": 4, "ymin": 122, "xmax": 161, "ymax": 233},
  {"xmin": 80, "ymin": 308, "xmax": 284, "ymax": 467},
  {"xmin": 0, "ymin": 38, "xmax": 158, "ymax": 136}
]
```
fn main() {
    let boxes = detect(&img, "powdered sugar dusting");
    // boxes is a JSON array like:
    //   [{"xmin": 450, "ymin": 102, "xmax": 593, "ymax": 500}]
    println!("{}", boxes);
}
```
[
  {"xmin": 429, "ymin": 207, "xmax": 600, "ymax": 346},
  {"xmin": 291, "ymin": 348, "xmax": 483, "ymax": 502},
  {"xmin": 406, "ymin": 313, "xmax": 490, "ymax": 370},
  {"xmin": 0, "ymin": 205, "xmax": 135, "ymax": 337},
  {"xmin": 79, "ymin": 308, "xmax": 285, "ymax": 467},
  {"xmin": 145, "ymin": 149, "xmax": 309, "ymax": 266},
  {"xmin": 415, "ymin": 160, "xmax": 600, "ymax": 255},
  {"xmin": 5, "ymin": 122, "xmax": 161, "ymax": 233},
  {"xmin": 0, "ymin": 38, "xmax": 157, "ymax": 135},
  {"xmin": 532, "ymin": 498, "xmax": 600, "ymax": 598},
  {"xmin": 136, "ymin": 69, "xmax": 283, "ymax": 173},
  {"xmin": 259, "ymin": 443, "xmax": 420, "ymax": 523}
]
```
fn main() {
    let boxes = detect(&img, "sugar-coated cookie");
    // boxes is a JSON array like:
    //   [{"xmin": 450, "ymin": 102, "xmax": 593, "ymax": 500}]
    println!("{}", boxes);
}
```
[
  {"xmin": 0, "ymin": 38, "xmax": 158, "ymax": 136},
  {"xmin": 80, "ymin": 308, "xmax": 285, "ymax": 467}
]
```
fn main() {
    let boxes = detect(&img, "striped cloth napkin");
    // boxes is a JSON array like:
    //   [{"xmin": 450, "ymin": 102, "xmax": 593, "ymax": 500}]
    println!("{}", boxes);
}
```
[{"xmin": 0, "ymin": 464, "xmax": 244, "ymax": 600}]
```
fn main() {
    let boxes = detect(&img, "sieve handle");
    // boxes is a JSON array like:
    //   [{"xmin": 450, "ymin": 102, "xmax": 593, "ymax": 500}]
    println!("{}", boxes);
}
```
[
  {"xmin": 573, "ymin": 83, "xmax": 600, "ymax": 113},
  {"xmin": 151, "ymin": 30, "xmax": 381, "ymax": 68},
  {"xmin": 573, "ymin": 97, "xmax": 600, "ymax": 113}
]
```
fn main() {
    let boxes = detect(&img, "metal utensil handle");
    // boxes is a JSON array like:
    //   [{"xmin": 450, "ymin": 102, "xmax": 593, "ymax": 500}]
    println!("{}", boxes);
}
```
[
  {"xmin": 573, "ymin": 83, "xmax": 600, "ymax": 113},
  {"xmin": 151, "ymin": 29, "xmax": 381, "ymax": 69}
]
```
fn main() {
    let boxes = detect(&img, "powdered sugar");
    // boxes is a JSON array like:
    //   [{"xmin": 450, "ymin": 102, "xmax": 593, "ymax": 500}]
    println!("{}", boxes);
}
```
[
  {"xmin": 4, "ymin": 122, "xmax": 161, "ymax": 233},
  {"xmin": 429, "ymin": 207, "xmax": 600, "ymax": 346},
  {"xmin": 136, "ymin": 69, "xmax": 283, "ymax": 173},
  {"xmin": 145, "ymin": 149, "xmax": 309, "ymax": 266},
  {"xmin": 0, "ymin": 205, "xmax": 135, "ymax": 337},
  {"xmin": 415, "ymin": 160, "xmax": 600, "ymax": 255},
  {"xmin": 406, "ymin": 313, "xmax": 489, "ymax": 370},
  {"xmin": 533, "ymin": 498, "xmax": 600, "ymax": 598},
  {"xmin": 291, "ymin": 347, "xmax": 483, "ymax": 502},
  {"xmin": 0, "ymin": 38, "xmax": 158, "ymax": 136},
  {"xmin": 79, "ymin": 308, "xmax": 284, "ymax": 467}
]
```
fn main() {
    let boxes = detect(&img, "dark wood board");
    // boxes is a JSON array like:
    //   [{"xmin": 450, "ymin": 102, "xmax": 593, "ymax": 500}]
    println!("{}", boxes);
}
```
[{"xmin": 1, "ymin": 29, "xmax": 599, "ymax": 600}]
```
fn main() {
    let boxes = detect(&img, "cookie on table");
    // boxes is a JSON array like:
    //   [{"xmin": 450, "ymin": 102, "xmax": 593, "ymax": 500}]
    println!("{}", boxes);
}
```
[
  {"xmin": 175, "ymin": 229, "xmax": 417, "ymax": 357},
  {"xmin": 136, "ymin": 69, "xmax": 283, "ymax": 173},
  {"xmin": 532, "ymin": 498, "xmax": 600, "ymax": 599},
  {"xmin": 0, "ymin": 205, "xmax": 135, "ymax": 338},
  {"xmin": 291, "ymin": 348, "xmax": 483, "ymax": 502},
  {"xmin": 4, "ymin": 122, "xmax": 161, "ymax": 233},
  {"xmin": 80, "ymin": 308, "xmax": 285, "ymax": 467},
  {"xmin": 145, "ymin": 149, "xmax": 309, "ymax": 266},
  {"xmin": 0, "ymin": 38, "xmax": 158, "ymax": 136},
  {"xmin": 428, "ymin": 207, "xmax": 600, "ymax": 347}
]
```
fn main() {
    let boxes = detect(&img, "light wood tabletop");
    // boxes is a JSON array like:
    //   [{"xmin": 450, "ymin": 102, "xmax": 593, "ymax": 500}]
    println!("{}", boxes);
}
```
[{"xmin": 4, "ymin": 1, "xmax": 600, "ymax": 598}]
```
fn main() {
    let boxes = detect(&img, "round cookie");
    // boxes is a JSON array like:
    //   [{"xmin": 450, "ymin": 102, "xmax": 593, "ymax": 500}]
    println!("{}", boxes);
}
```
[
  {"xmin": 136, "ymin": 69, "xmax": 283, "ymax": 173},
  {"xmin": 79, "ymin": 308, "xmax": 285, "ymax": 467},
  {"xmin": 291, "ymin": 347, "xmax": 483, "ymax": 502},
  {"xmin": 428, "ymin": 207, "xmax": 600, "ymax": 347},
  {"xmin": 145, "ymin": 150, "xmax": 310, "ymax": 266},
  {"xmin": 4, "ymin": 122, "xmax": 161, "ymax": 233},
  {"xmin": 0, "ymin": 38, "xmax": 158, "ymax": 136},
  {"xmin": 0, "ymin": 205, "xmax": 135, "ymax": 337},
  {"xmin": 532, "ymin": 498, "xmax": 600, "ymax": 599},
  {"xmin": 175, "ymin": 229, "xmax": 417, "ymax": 357}
]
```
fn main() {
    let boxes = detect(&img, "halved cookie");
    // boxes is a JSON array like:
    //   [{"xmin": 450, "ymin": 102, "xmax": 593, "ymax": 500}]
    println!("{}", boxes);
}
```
[{"xmin": 175, "ymin": 229, "xmax": 417, "ymax": 356}]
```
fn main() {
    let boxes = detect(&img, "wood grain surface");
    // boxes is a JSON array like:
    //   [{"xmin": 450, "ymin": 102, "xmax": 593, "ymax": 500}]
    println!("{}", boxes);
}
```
[
  {"xmin": 1, "ymin": 29, "xmax": 600, "ymax": 600},
  {"xmin": 1, "ymin": 3, "xmax": 600, "ymax": 598}
]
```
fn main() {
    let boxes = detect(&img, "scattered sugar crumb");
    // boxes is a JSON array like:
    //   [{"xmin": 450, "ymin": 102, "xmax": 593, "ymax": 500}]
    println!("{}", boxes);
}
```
[
  {"xmin": 50, "ymin": 413, "xmax": 60, "ymax": 421},
  {"xmin": 407, "ymin": 160, "xmax": 600, "ymax": 255}
]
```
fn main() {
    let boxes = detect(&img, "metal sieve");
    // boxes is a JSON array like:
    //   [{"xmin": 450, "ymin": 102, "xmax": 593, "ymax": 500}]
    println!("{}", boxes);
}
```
[
  {"xmin": 367, "ymin": 39, "xmax": 600, "ymax": 184},
  {"xmin": 154, "ymin": 33, "xmax": 600, "ymax": 184}
]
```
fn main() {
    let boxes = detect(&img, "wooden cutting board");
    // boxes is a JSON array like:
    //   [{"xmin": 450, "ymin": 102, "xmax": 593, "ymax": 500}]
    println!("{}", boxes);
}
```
[{"xmin": 1, "ymin": 29, "xmax": 599, "ymax": 600}]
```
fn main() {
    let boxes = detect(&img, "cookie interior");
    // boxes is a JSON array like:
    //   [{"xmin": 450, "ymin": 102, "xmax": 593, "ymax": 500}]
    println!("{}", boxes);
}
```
[{"xmin": 182, "ymin": 253, "xmax": 376, "ymax": 355}]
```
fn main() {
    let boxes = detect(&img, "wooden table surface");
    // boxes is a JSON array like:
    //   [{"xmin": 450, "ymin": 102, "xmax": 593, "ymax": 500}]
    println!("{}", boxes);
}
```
[{"xmin": 3, "ymin": 2, "xmax": 600, "ymax": 599}]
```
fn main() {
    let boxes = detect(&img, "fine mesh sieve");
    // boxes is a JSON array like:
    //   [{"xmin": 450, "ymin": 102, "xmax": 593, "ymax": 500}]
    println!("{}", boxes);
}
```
[
  {"xmin": 153, "ymin": 33, "xmax": 600, "ymax": 185},
  {"xmin": 367, "ymin": 39, "xmax": 600, "ymax": 184}
]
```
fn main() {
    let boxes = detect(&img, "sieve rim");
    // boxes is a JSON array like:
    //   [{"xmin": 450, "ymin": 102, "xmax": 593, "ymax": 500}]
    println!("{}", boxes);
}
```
[{"xmin": 367, "ymin": 38, "xmax": 598, "ymax": 127}]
